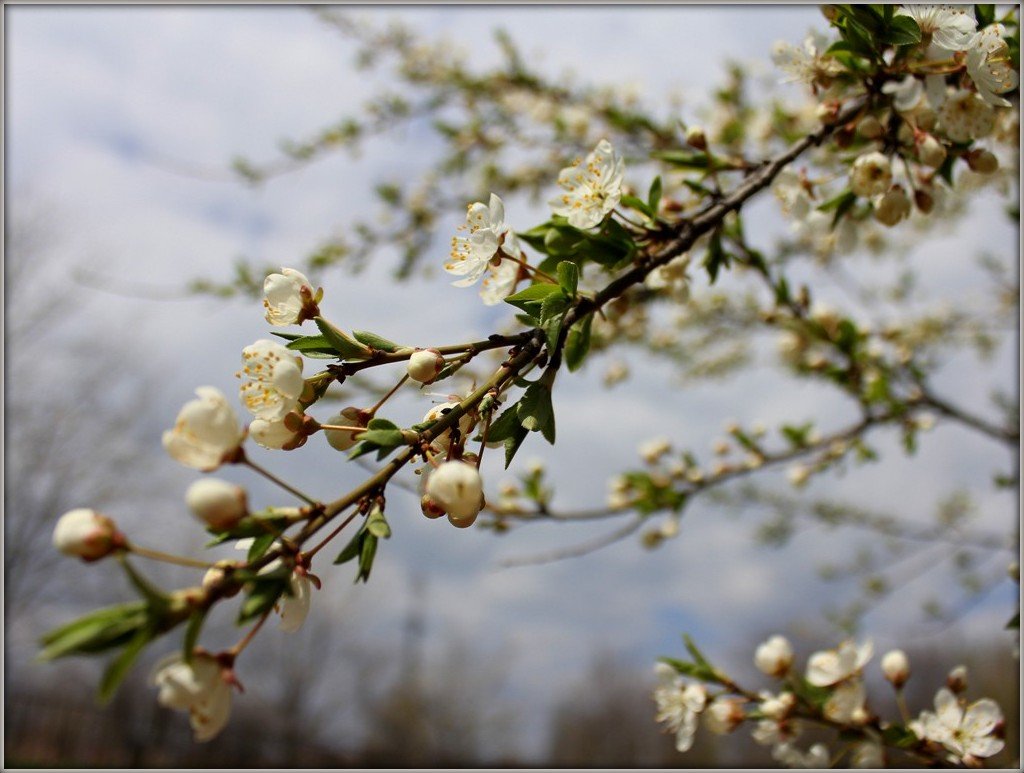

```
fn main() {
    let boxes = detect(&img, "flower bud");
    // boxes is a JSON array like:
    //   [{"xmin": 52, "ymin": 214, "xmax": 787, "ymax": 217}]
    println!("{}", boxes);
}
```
[
  {"xmin": 407, "ymin": 348, "xmax": 445, "ymax": 384},
  {"xmin": 946, "ymin": 664, "xmax": 968, "ymax": 693},
  {"xmin": 447, "ymin": 510, "xmax": 479, "ymax": 529},
  {"xmin": 787, "ymin": 464, "xmax": 812, "ymax": 489},
  {"xmin": 425, "ymin": 461, "xmax": 484, "ymax": 521},
  {"xmin": 754, "ymin": 635, "xmax": 794, "ymax": 677},
  {"xmin": 323, "ymin": 411, "xmax": 366, "ymax": 452},
  {"xmin": 857, "ymin": 115, "xmax": 883, "ymax": 140},
  {"xmin": 914, "ymin": 188, "xmax": 935, "ymax": 214},
  {"xmin": 53, "ymin": 509, "xmax": 121, "ymax": 561},
  {"xmin": 420, "ymin": 494, "xmax": 447, "ymax": 519},
  {"xmin": 917, "ymin": 133, "xmax": 947, "ymax": 168},
  {"xmin": 705, "ymin": 696, "xmax": 746, "ymax": 734},
  {"xmin": 966, "ymin": 148, "xmax": 999, "ymax": 174},
  {"xmin": 185, "ymin": 479, "xmax": 248, "ymax": 531},
  {"xmin": 685, "ymin": 125, "xmax": 707, "ymax": 150},
  {"xmin": 874, "ymin": 185, "xmax": 912, "ymax": 227},
  {"xmin": 881, "ymin": 649, "xmax": 910, "ymax": 688}
]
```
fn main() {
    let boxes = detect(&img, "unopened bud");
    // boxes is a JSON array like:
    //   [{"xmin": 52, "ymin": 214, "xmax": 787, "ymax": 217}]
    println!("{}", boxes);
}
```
[
  {"xmin": 914, "ymin": 188, "xmax": 935, "ymax": 214},
  {"xmin": 754, "ymin": 635, "xmax": 794, "ymax": 677},
  {"xmin": 448, "ymin": 510, "xmax": 479, "ymax": 529},
  {"xmin": 420, "ymin": 494, "xmax": 447, "ymax": 519},
  {"xmin": 185, "ymin": 478, "xmax": 248, "ymax": 531},
  {"xmin": 917, "ymin": 133, "xmax": 947, "ymax": 168},
  {"xmin": 53, "ymin": 509, "xmax": 121, "ymax": 561},
  {"xmin": 857, "ymin": 115, "xmax": 884, "ymax": 140},
  {"xmin": 425, "ymin": 461, "xmax": 484, "ymax": 521},
  {"xmin": 324, "ymin": 411, "xmax": 365, "ymax": 452},
  {"xmin": 873, "ymin": 185, "xmax": 911, "ymax": 227},
  {"xmin": 881, "ymin": 649, "xmax": 910, "ymax": 688},
  {"xmin": 966, "ymin": 148, "xmax": 998, "ymax": 174},
  {"xmin": 407, "ymin": 348, "xmax": 445, "ymax": 384},
  {"xmin": 685, "ymin": 125, "xmax": 707, "ymax": 150},
  {"xmin": 946, "ymin": 664, "xmax": 968, "ymax": 693},
  {"xmin": 705, "ymin": 696, "xmax": 746, "ymax": 734}
]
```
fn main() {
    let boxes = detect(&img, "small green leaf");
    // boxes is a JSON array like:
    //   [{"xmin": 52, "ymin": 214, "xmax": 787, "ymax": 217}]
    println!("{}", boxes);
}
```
[
  {"xmin": 975, "ymin": 4, "xmax": 995, "ymax": 28},
  {"xmin": 540, "ymin": 292, "xmax": 570, "ymax": 325},
  {"xmin": 98, "ymin": 623, "xmax": 155, "ymax": 704},
  {"xmin": 517, "ymin": 382, "xmax": 553, "ymax": 433},
  {"xmin": 334, "ymin": 527, "xmax": 364, "ymax": 565},
  {"xmin": 505, "ymin": 283, "xmax": 564, "ymax": 308},
  {"xmin": 565, "ymin": 314, "xmax": 593, "ymax": 372},
  {"xmin": 881, "ymin": 14, "xmax": 921, "ymax": 45},
  {"xmin": 314, "ymin": 316, "xmax": 372, "ymax": 360},
  {"xmin": 182, "ymin": 608, "xmax": 208, "ymax": 663},
  {"xmin": 247, "ymin": 533, "xmax": 276, "ymax": 563},
  {"xmin": 504, "ymin": 424, "xmax": 529, "ymax": 468},
  {"xmin": 284, "ymin": 334, "xmax": 341, "ymax": 358},
  {"xmin": 620, "ymin": 194, "xmax": 655, "ymax": 219},
  {"xmin": 352, "ymin": 330, "xmax": 403, "ymax": 353},
  {"xmin": 556, "ymin": 261, "xmax": 579, "ymax": 296},
  {"xmin": 647, "ymin": 175, "xmax": 663, "ymax": 214},
  {"xmin": 487, "ymin": 404, "xmax": 523, "ymax": 443},
  {"xmin": 237, "ymin": 577, "xmax": 289, "ymax": 624},
  {"xmin": 38, "ymin": 602, "xmax": 149, "ymax": 661},
  {"xmin": 366, "ymin": 507, "xmax": 391, "ymax": 539},
  {"xmin": 356, "ymin": 533, "xmax": 378, "ymax": 583}
]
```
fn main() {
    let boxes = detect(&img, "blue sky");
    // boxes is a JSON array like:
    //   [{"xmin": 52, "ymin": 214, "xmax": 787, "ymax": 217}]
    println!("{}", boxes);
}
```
[{"xmin": 6, "ymin": 4, "xmax": 1018, "ymax": 759}]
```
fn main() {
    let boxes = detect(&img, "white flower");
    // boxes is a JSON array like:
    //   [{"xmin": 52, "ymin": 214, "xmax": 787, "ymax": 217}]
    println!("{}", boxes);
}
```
[
  {"xmin": 786, "ymin": 464, "xmax": 812, "ymax": 489},
  {"xmin": 479, "ymin": 256, "xmax": 521, "ymax": 306},
  {"xmin": 653, "ymin": 671, "xmax": 707, "ymax": 753},
  {"xmin": 873, "ymin": 186, "xmax": 912, "ymax": 227},
  {"xmin": 549, "ymin": 138, "xmax": 625, "ymax": 229},
  {"xmin": 185, "ymin": 479, "xmax": 247, "ymax": 531},
  {"xmin": 881, "ymin": 649, "xmax": 910, "ymax": 687},
  {"xmin": 771, "ymin": 33, "xmax": 843, "ymax": 85},
  {"xmin": 238, "ymin": 340, "xmax": 305, "ymax": 421},
  {"xmin": 278, "ymin": 572, "xmax": 312, "ymax": 633},
  {"xmin": 407, "ymin": 349, "xmax": 445, "ymax": 384},
  {"xmin": 752, "ymin": 717, "xmax": 800, "ymax": 746},
  {"xmin": 263, "ymin": 267, "xmax": 318, "ymax": 327},
  {"xmin": 423, "ymin": 401, "xmax": 475, "ymax": 452},
  {"xmin": 638, "ymin": 437, "xmax": 672, "ymax": 465},
  {"xmin": 152, "ymin": 654, "xmax": 232, "ymax": 742},
  {"xmin": 53, "ymin": 509, "xmax": 120, "ymax": 561},
  {"xmin": 644, "ymin": 253, "xmax": 692, "ymax": 300},
  {"xmin": 772, "ymin": 741, "xmax": 830, "ymax": 768},
  {"xmin": 882, "ymin": 74, "xmax": 925, "ymax": 112},
  {"xmin": 758, "ymin": 690, "xmax": 796, "ymax": 720},
  {"xmin": 704, "ymin": 696, "xmax": 745, "ymax": 734},
  {"xmin": 917, "ymin": 133, "xmax": 948, "ymax": 168},
  {"xmin": 445, "ymin": 193, "xmax": 520, "ymax": 288},
  {"xmin": 823, "ymin": 679, "xmax": 868, "ymax": 724},
  {"xmin": 914, "ymin": 687, "xmax": 1004, "ymax": 759},
  {"xmin": 249, "ymin": 415, "xmax": 305, "ymax": 451},
  {"xmin": 937, "ymin": 88, "xmax": 996, "ymax": 142},
  {"xmin": 896, "ymin": 5, "xmax": 976, "ymax": 52},
  {"xmin": 163, "ymin": 387, "xmax": 245, "ymax": 471},
  {"xmin": 966, "ymin": 24, "xmax": 1019, "ymax": 107},
  {"xmin": 850, "ymin": 151, "xmax": 893, "ymax": 198},
  {"xmin": 755, "ymin": 635, "xmax": 794, "ymax": 676},
  {"xmin": 425, "ymin": 461, "xmax": 484, "ymax": 522},
  {"xmin": 772, "ymin": 169, "xmax": 813, "ymax": 220},
  {"xmin": 806, "ymin": 638, "xmax": 873, "ymax": 686}
]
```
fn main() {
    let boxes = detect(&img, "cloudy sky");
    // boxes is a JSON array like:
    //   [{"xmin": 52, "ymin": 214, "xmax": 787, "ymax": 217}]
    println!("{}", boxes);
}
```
[{"xmin": 7, "ymin": 4, "xmax": 1018, "ymax": 759}]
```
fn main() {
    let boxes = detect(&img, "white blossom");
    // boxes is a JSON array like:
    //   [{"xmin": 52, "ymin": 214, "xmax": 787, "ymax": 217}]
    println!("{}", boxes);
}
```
[
  {"xmin": 445, "ymin": 193, "xmax": 520, "ymax": 288},
  {"xmin": 772, "ymin": 741, "xmax": 830, "ymax": 768},
  {"xmin": 53, "ymin": 509, "xmax": 120, "ymax": 561},
  {"xmin": 238, "ymin": 339, "xmax": 305, "ymax": 421},
  {"xmin": 407, "ymin": 349, "xmax": 445, "ymax": 383},
  {"xmin": 423, "ymin": 401, "xmax": 475, "ymax": 451},
  {"xmin": 883, "ymin": 74, "xmax": 925, "ymax": 112},
  {"xmin": 787, "ymin": 464, "xmax": 812, "ymax": 488},
  {"xmin": 752, "ymin": 717, "xmax": 800, "ymax": 746},
  {"xmin": 917, "ymin": 133, "xmax": 948, "ymax": 168},
  {"xmin": 896, "ymin": 5, "xmax": 976, "ymax": 52},
  {"xmin": 881, "ymin": 649, "xmax": 910, "ymax": 687},
  {"xmin": 278, "ymin": 572, "xmax": 312, "ymax": 633},
  {"xmin": 850, "ymin": 151, "xmax": 892, "ymax": 197},
  {"xmin": 806, "ymin": 638, "xmax": 873, "ymax": 686},
  {"xmin": 323, "ymin": 409, "xmax": 365, "ymax": 452},
  {"xmin": 185, "ymin": 479, "xmax": 247, "ymax": 531},
  {"xmin": 638, "ymin": 437, "xmax": 672, "ymax": 465},
  {"xmin": 758, "ymin": 690, "xmax": 796, "ymax": 720},
  {"xmin": 704, "ymin": 696, "xmax": 745, "ymax": 734},
  {"xmin": 771, "ymin": 33, "xmax": 843, "ymax": 85},
  {"xmin": 653, "ymin": 668, "xmax": 707, "ymax": 753},
  {"xmin": 479, "ymin": 257, "xmax": 521, "ymax": 305},
  {"xmin": 549, "ymin": 138, "xmax": 625, "ymax": 229},
  {"xmin": 755, "ymin": 635, "xmax": 794, "ymax": 676},
  {"xmin": 913, "ymin": 687, "xmax": 1004, "ymax": 759},
  {"xmin": 249, "ymin": 415, "xmax": 305, "ymax": 451},
  {"xmin": 772, "ymin": 168, "xmax": 813, "ymax": 220},
  {"xmin": 263, "ymin": 267, "xmax": 318, "ymax": 327},
  {"xmin": 163, "ymin": 387, "xmax": 245, "ymax": 471},
  {"xmin": 874, "ymin": 186, "xmax": 912, "ymax": 227},
  {"xmin": 152, "ymin": 654, "xmax": 233, "ymax": 742},
  {"xmin": 823, "ymin": 679, "xmax": 868, "ymax": 724},
  {"xmin": 965, "ymin": 24, "xmax": 1019, "ymax": 107},
  {"xmin": 425, "ymin": 461, "xmax": 484, "ymax": 522},
  {"xmin": 644, "ymin": 253, "xmax": 692, "ymax": 300},
  {"xmin": 937, "ymin": 89, "xmax": 995, "ymax": 142}
]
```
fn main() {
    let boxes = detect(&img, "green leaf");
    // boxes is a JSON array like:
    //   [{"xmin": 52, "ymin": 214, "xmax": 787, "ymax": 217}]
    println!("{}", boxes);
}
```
[
  {"xmin": 284, "ymin": 334, "xmax": 341, "ymax": 358},
  {"xmin": 647, "ymin": 175, "xmax": 663, "ymax": 214},
  {"xmin": 565, "ymin": 314, "xmax": 593, "ymax": 372},
  {"xmin": 683, "ymin": 634, "xmax": 712, "ymax": 671},
  {"xmin": 366, "ymin": 507, "xmax": 392, "ymax": 539},
  {"xmin": 238, "ymin": 577, "xmax": 289, "ymax": 624},
  {"xmin": 117, "ymin": 557, "xmax": 169, "ymax": 609},
  {"xmin": 356, "ymin": 428, "xmax": 405, "ymax": 447},
  {"xmin": 314, "ymin": 316, "xmax": 372, "ymax": 360},
  {"xmin": 504, "ymin": 424, "xmax": 529, "ymax": 468},
  {"xmin": 334, "ymin": 527, "xmax": 365, "ymax": 565},
  {"xmin": 556, "ymin": 261, "xmax": 579, "ymax": 296},
  {"xmin": 505, "ymin": 283, "xmax": 563, "ymax": 306},
  {"xmin": 38, "ymin": 602, "xmax": 149, "ymax": 661},
  {"xmin": 352, "ymin": 330, "xmax": 403, "ymax": 353},
  {"xmin": 98, "ymin": 623, "xmax": 155, "ymax": 704},
  {"xmin": 356, "ymin": 532, "xmax": 378, "ymax": 583},
  {"xmin": 182, "ymin": 608, "xmax": 207, "ymax": 663},
  {"xmin": 543, "ymin": 312, "xmax": 563, "ymax": 353},
  {"xmin": 881, "ymin": 14, "xmax": 921, "ymax": 45},
  {"xmin": 653, "ymin": 150, "xmax": 712, "ymax": 169},
  {"xmin": 518, "ymin": 382, "xmax": 553, "ymax": 434},
  {"xmin": 976, "ymin": 4, "xmax": 995, "ymax": 28},
  {"xmin": 540, "ymin": 291, "xmax": 570, "ymax": 325},
  {"xmin": 247, "ymin": 533, "xmax": 277, "ymax": 563},
  {"xmin": 703, "ymin": 230, "xmax": 730, "ymax": 284},
  {"xmin": 487, "ymin": 404, "xmax": 523, "ymax": 443},
  {"xmin": 620, "ymin": 194, "xmax": 655, "ymax": 219}
]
